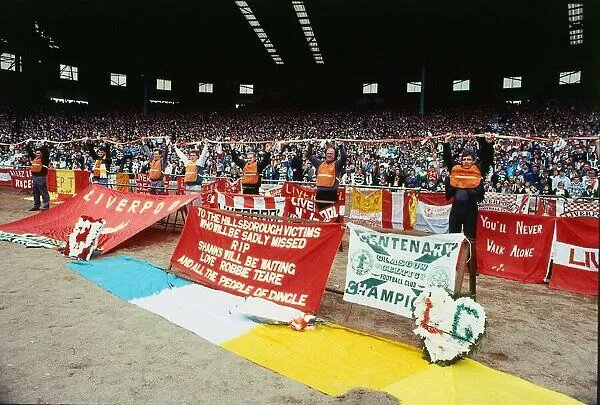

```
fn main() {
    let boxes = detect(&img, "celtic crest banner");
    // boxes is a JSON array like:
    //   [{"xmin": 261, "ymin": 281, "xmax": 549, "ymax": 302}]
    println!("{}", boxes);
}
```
[{"xmin": 344, "ymin": 223, "xmax": 465, "ymax": 318}]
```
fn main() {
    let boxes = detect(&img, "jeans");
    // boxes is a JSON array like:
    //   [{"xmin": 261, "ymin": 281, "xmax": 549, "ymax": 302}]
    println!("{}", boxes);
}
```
[{"xmin": 32, "ymin": 176, "xmax": 50, "ymax": 208}]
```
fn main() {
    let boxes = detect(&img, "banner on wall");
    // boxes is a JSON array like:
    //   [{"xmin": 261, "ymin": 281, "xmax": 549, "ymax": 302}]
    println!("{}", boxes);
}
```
[
  {"xmin": 349, "ymin": 188, "xmax": 384, "ymax": 226},
  {"xmin": 280, "ymin": 181, "xmax": 346, "ymax": 215},
  {"xmin": 343, "ymin": 223, "xmax": 464, "ymax": 318},
  {"xmin": 9, "ymin": 169, "xmax": 32, "ymax": 191},
  {"xmin": 480, "ymin": 192, "xmax": 530, "ymax": 213},
  {"xmin": 170, "ymin": 206, "xmax": 344, "ymax": 312},
  {"xmin": 476, "ymin": 211, "xmax": 554, "ymax": 283},
  {"xmin": 549, "ymin": 217, "xmax": 599, "ymax": 295},
  {"xmin": 216, "ymin": 192, "xmax": 286, "ymax": 216},
  {"xmin": 283, "ymin": 197, "xmax": 340, "ymax": 222},
  {"xmin": 536, "ymin": 197, "xmax": 599, "ymax": 218},
  {"xmin": 0, "ymin": 184, "xmax": 197, "ymax": 253},
  {"xmin": 412, "ymin": 193, "xmax": 452, "ymax": 234},
  {"xmin": 348, "ymin": 188, "xmax": 405, "ymax": 229},
  {"xmin": 0, "ymin": 168, "xmax": 13, "ymax": 187}
]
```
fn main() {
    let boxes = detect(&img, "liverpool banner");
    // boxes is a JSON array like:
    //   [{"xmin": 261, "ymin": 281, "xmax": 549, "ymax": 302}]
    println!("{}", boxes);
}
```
[
  {"xmin": 0, "ymin": 184, "xmax": 197, "ymax": 253},
  {"xmin": 216, "ymin": 192, "xmax": 286, "ymax": 216},
  {"xmin": 480, "ymin": 192, "xmax": 530, "ymax": 213},
  {"xmin": 283, "ymin": 197, "xmax": 340, "ymax": 222},
  {"xmin": 280, "ymin": 181, "xmax": 346, "ymax": 215},
  {"xmin": 170, "ymin": 207, "xmax": 344, "ymax": 312},
  {"xmin": 549, "ymin": 217, "xmax": 599, "ymax": 295},
  {"xmin": 537, "ymin": 197, "xmax": 599, "ymax": 218},
  {"xmin": 476, "ymin": 211, "xmax": 554, "ymax": 283},
  {"xmin": 344, "ymin": 223, "xmax": 464, "ymax": 318}
]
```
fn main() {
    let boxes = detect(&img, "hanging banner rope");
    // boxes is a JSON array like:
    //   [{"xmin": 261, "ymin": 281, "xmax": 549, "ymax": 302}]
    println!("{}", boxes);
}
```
[{"xmin": 1, "ymin": 133, "xmax": 597, "ymax": 148}]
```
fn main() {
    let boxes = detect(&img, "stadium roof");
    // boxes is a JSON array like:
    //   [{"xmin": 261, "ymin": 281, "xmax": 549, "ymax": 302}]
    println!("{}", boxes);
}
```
[{"xmin": 1, "ymin": 0, "xmax": 594, "ymax": 81}]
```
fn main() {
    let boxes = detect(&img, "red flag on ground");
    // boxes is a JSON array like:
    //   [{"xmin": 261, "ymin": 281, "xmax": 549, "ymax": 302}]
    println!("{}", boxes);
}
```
[
  {"xmin": 170, "ymin": 206, "xmax": 344, "ymax": 312},
  {"xmin": 0, "ymin": 184, "xmax": 198, "ymax": 253}
]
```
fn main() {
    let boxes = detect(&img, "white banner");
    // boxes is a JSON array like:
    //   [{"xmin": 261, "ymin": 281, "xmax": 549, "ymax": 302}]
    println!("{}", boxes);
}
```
[{"xmin": 344, "ymin": 223, "xmax": 464, "ymax": 318}]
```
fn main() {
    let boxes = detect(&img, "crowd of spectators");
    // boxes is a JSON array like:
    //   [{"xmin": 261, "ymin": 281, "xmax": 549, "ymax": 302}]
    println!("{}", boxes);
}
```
[{"xmin": 0, "ymin": 102, "xmax": 598, "ymax": 198}]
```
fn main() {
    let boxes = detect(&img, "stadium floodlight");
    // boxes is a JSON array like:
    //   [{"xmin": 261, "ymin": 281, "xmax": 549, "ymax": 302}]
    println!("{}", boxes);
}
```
[
  {"xmin": 1, "ymin": 53, "xmax": 19, "ymax": 72},
  {"xmin": 452, "ymin": 79, "xmax": 470, "ymax": 92},
  {"xmin": 59, "ymin": 64, "xmax": 78, "ymax": 81},
  {"xmin": 291, "ymin": 1, "xmax": 324, "ymax": 64},
  {"xmin": 110, "ymin": 73, "xmax": 127, "ymax": 87},
  {"xmin": 199, "ymin": 83, "xmax": 214, "ymax": 93},
  {"xmin": 235, "ymin": 0, "xmax": 284, "ymax": 65},
  {"xmin": 362, "ymin": 83, "xmax": 378, "ymax": 94},
  {"xmin": 559, "ymin": 70, "xmax": 581, "ymax": 85},
  {"xmin": 34, "ymin": 20, "xmax": 60, "ymax": 49},
  {"xmin": 568, "ymin": 3, "xmax": 583, "ymax": 45},
  {"xmin": 503, "ymin": 76, "xmax": 522, "ymax": 89},
  {"xmin": 156, "ymin": 78, "xmax": 172, "ymax": 91},
  {"xmin": 407, "ymin": 81, "xmax": 422, "ymax": 93}
]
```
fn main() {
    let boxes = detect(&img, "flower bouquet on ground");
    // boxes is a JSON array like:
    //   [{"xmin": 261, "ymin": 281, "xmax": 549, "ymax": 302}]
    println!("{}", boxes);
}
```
[
  {"xmin": 230, "ymin": 297, "xmax": 329, "ymax": 331},
  {"xmin": 412, "ymin": 287, "xmax": 486, "ymax": 366}
]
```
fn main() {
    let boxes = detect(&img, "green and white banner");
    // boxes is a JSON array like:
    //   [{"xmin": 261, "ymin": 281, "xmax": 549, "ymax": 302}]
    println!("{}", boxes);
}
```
[{"xmin": 344, "ymin": 223, "xmax": 464, "ymax": 318}]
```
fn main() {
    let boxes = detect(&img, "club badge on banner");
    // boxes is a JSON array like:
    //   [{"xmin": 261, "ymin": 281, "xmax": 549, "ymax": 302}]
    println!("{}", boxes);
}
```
[
  {"xmin": 170, "ymin": 207, "xmax": 344, "ymax": 312},
  {"xmin": 0, "ymin": 184, "xmax": 198, "ymax": 253},
  {"xmin": 476, "ymin": 211, "xmax": 554, "ymax": 283},
  {"xmin": 344, "ymin": 223, "xmax": 464, "ymax": 318},
  {"xmin": 549, "ymin": 217, "xmax": 599, "ymax": 296}
]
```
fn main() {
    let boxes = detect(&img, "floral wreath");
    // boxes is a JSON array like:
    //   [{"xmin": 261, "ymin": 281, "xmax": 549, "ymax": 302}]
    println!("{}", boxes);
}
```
[{"xmin": 413, "ymin": 287, "xmax": 486, "ymax": 366}]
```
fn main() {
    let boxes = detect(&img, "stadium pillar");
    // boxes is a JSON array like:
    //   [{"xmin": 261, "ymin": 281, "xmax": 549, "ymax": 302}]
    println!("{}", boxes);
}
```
[
  {"xmin": 419, "ymin": 65, "xmax": 426, "ymax": 116},
  {"xmin": 143, "ymin": 73, "xmax": 149, "ymax": 116}
]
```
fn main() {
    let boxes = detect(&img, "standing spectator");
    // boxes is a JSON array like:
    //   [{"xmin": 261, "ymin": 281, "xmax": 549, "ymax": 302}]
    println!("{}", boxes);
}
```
[
  {"xmin": 146, "ymin": 138, "xmax": 170, "ymax": 195},
  {"xmin": 307, "ymin": 141, "xmax": 347, "ymax": 209},
  {"xmin": 442, "ymin": 133, "xmax": 494, "ymax": 239},
  {"xmin": 567, "ymin": 175, "xmax": 586, "ymax": 198},
  {"xmin": 87, "ymin": 141, "xmax": 112, "ymax": 186},
  {"xmin": 552, "ymin": 169, "xmax": 571, "ymax": 191},
  {"xmin": 231, "ymin": 144, "xmax": 272, "ymax": 195},
  {"xmin": 174, "ymin": 142, "xmax": 209, "ymax": 205},
  {"xmin": 26, "ymin": 142, "xmax": 50, "ymax": 211}
]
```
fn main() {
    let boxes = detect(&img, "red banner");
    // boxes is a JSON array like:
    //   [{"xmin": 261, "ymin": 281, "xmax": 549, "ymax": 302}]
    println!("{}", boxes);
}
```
[
  {"xmin": 549, "ymin": 217, "xmax": 599, "ymax": 295},
  {"xmin": 170, "ymin": 207, "xmax": 344, "ymax": 312},
  {"xmin": 9, "ymin": 169, "xmax": 33, "ymax": 191},
  {"xmin": 283, "ymin": 197, "xmax": 341, "ymax": 222},
  {"xmin": 0, "ymin": 184, "xmax": 198, "ymax": 253},
  {"xmin": 477, "ymin": 211, "xmax": 554, "ymax": 283},
  {"xmin": 281, "ymin": 181, "xmax": 346, "ymax": 205}
]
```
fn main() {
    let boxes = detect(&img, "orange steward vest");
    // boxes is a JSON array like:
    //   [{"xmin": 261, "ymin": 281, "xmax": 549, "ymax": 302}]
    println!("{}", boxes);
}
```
[
  {"xmin": 184, "ymin": 162, "xmax": 199, "ymax": 183},
  {"xmin": 242, "ymin": 161, "xmax": 259, "ymax": 185},
  {"xmin": 149, "ymin": 159, "xmax": 163, "ymax": 180},
  {"xmin": 316, "ymin": 161, "xmax": 336, "ymax": 188},
  {"xmin": 450, "ymin": 165, "xmax": 482, "ymax": 189},
  {"xmin": 30, "ymin": 157, "xmax": 44, "ymax": 173}
]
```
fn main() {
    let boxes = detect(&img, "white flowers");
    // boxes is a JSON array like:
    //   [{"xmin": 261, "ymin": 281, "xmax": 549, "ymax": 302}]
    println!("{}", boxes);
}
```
[{"xmin": 413, "ymin": 287, "xmax": 486, "ymax": 363}]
